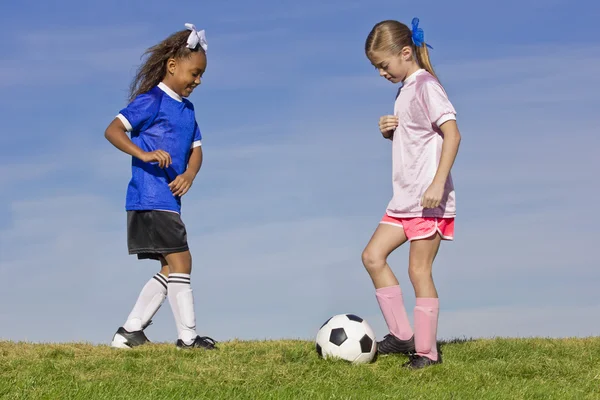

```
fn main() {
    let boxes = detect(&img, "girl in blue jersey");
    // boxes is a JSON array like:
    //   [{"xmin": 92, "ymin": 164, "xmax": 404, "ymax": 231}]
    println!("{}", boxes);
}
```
[{"xmin": 105, "ymin": 23, "xmax": 215, "ymax": 350}]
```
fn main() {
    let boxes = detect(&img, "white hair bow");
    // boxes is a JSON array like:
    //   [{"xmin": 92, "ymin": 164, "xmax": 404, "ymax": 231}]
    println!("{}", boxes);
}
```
[{"xmin": 185, "ymin": 23, "xmax": 208, "ymax": 52}]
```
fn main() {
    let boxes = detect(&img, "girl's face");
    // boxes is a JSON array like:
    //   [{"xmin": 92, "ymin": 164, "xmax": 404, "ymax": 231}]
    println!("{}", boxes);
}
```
[
  {"xmin": 167, "ymin": 51, "xmax": 207, "ymax": 97},
  {"xmin": 370, "ymin": 46, "xmax": 414, "ymax": 84}
]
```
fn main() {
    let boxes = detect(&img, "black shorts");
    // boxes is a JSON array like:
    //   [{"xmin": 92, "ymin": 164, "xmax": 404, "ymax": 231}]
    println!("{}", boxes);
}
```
[{"xmin": 127, "ymin": 210, "xmax": 189, "ymax": 260}]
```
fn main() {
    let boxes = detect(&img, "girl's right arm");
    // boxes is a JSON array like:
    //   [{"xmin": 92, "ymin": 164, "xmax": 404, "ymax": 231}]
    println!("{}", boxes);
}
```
[
  {"xmin": 379, "ymin": 115, "xmax": 398, "ymax": 140},
  {"xmin": 104, "ymin": 118, "xmax": 172, "ymax": 168}
]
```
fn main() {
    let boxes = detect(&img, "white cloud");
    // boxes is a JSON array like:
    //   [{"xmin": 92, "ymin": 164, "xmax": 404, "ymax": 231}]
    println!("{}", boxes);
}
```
[
  {"xmin": 439, "ymin": 46, "xmax": 600, "ymax": 108},
  {"xmin": 297, "ymin": 45, "xmax": 600, "ymax": 109},
  {"xmin": 0, "ymin": 26, "xmax": 151, "ymax": 87},
  {"xmin": 0, "ymin": 162, "xmax": 62, "ymax": 186},
  {"xmin": 214, "ymin": 0, "xmax": 364, "ymax": 24},
  {"xmin": 0, "ymin": 24, "xmax": 294, "ymax": 88},
  {"xmin": 439, "ymin": 305, "xmax": 600, "ymax": 339}
]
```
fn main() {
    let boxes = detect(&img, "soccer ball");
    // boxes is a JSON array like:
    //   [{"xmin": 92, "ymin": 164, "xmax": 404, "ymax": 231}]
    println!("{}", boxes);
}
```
[{"xmin": 315, "ymin": 314, "xmax": 377, "ymax": 364}]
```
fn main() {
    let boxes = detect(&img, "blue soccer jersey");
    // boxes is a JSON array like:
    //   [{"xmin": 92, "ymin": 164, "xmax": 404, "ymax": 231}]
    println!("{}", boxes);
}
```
[{"xmin": 117, "ymin": 83, "xmax": 202, "ymax": 213}]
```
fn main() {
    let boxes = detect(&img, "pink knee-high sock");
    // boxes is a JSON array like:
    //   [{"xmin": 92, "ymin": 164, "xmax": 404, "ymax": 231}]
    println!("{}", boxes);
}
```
[
  {"xmin": 414, "ymin": 297, "xmax": 439, "ymax": 361},
  {"xmin": 375, "ymin": 285, "xmax": 413, "ymax": 340}
]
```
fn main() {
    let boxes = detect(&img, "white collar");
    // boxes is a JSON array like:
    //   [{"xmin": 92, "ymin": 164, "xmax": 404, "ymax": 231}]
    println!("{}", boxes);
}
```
[
  {"xmin": 403, "ymin": 68, "xmax": 426, "ymax": 85},
  {"xmin": 158, "ymin": 82, "xmax": 182, "ymax": 102}
]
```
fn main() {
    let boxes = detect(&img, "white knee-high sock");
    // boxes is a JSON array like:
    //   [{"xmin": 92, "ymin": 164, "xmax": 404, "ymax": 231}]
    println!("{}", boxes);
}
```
[
  {"xmin": 123, "ymin": 273, "xmax": 168, "ymax": 332},
  {"xmin": 168, "ymin": 273, "xmax": 197, "ymax": 344}
]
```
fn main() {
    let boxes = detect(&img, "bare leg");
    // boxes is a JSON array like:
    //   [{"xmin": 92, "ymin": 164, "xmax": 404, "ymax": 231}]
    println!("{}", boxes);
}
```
[
  {"xmin": 163, "ymin": 250, "xmax": 192, "ymax": 275},
  {"xmin": 408, "ymin": 233, "xmax": 441, "ymax": 298},
  {"xmin": 361, "ymin": 223, "xmax": 408, "ymax": 289},
  {"xmin": 159, "ymin": 255, "xmax": 170, "ymax": 277}
]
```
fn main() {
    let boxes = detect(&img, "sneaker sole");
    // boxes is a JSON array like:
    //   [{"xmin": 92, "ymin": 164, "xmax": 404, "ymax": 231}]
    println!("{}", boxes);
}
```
[
  {"xmin": 110, "ymin": 333, "xmax": 133, "ymax": 349},
  {"xmin": 376, "ymin": 347, "xmax": 415, "ymax": 356}
]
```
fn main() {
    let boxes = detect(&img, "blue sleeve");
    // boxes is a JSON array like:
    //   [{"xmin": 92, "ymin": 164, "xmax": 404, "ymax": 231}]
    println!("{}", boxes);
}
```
[
  {"xmin": 193, "ymin": 121, "xmax": 202, "ymax": 142},
  {"xmin": 118, "ymin": 92, "xmax": 161, "ymax": 132}
]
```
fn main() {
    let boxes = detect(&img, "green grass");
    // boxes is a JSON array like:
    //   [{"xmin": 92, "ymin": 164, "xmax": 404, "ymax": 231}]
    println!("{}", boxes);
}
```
[{"xmin": 1, "ymin": 338, "xmax": 599, "ymax": 399}]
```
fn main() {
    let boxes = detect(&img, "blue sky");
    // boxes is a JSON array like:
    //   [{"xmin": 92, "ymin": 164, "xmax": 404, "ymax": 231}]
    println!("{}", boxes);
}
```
[{"xmin": 1, "ymin": 0, "xmax": 599, "ymax": 344}]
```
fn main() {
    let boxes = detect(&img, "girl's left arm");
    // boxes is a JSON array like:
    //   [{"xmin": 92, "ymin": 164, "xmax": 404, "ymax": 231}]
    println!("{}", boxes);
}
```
[
  {"xmin": 168, "ymin": 146, "xmax": 203, "ymax": 197},
  {"xmin": 185, "ymin": 146, "xmax": 203, "ymax": 179},
  {"xmin": 421, "ymin": 121, "xmax": 461, "ymax": 208},
  {"xmin": 434, "ymin": 120, "xmax": 461, "ymax": 186}
]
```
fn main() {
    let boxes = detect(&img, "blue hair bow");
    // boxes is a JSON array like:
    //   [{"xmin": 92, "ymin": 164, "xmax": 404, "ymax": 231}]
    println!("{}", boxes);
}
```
[{"xmin": 411, "ymin": 18, "xmax": 433, "ymax": 49}]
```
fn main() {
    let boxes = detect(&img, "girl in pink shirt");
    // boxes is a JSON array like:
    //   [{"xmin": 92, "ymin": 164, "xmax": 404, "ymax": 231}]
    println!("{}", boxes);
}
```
[{"xmin": 362, "ymin": 18, "xmax": 462, "ymax": 369}]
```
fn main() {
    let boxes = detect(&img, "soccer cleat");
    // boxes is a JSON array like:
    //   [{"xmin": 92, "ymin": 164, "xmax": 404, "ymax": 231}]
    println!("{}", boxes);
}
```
[
  {"xmin": 403, "ymin": 345, "xmax": 443, "ymax": 369},
  {"xmin": 110, "ymin": 327, "xmax": 151, "ymax": 349},
  {"xmin": 376, "ymin": 334, "xmax": 416, "ymax": 355},
  {"xmin": 176, "ymin": 335, "xmax": 217, "ymax": 350}
]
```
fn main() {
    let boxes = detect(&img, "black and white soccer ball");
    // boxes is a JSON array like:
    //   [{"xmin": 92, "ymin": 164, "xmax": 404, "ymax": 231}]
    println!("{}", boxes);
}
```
[{"xmin": 315, "ymin": 314, "xmax": 377, "ymax": 364}]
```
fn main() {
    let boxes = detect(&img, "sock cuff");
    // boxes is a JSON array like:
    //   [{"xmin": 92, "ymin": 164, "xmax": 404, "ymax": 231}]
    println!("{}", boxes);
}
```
[
  {"xmin": 169, "ymin": 273, "xmax": 191, "ymax": 278},
  {"xmin": 168, "ymin": 273, "xmax": 191, "ymax": 284},
  {"xmin": 375, "ymin": 285, "xmax": 401, "ymax": 297},
  {"xmin": 152, "ymin": 274, "xmax": 168, "ymax": 291},
  {"xmin": 416, "ymin": 297, "xmax": 439, "ymax": 308}
]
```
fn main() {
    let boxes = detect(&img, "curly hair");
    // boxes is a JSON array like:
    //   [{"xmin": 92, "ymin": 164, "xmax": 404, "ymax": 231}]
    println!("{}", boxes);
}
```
[{"xmin": 128, "ymin": 29, "xmax": 206, "ymax": 102}]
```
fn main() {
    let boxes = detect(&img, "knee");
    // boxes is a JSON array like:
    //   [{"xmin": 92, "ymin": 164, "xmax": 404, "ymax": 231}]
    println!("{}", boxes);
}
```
[
  {"xmin": 361, "ymin": 248, "xmax": 386, "ymax": 274},
  {"xmin": 408, "ymin": 262, "xmax": 432, "ymax": 283},
  {"xmin": 163, "ymin": 251, "xmax": 192, "ymax": 274}
]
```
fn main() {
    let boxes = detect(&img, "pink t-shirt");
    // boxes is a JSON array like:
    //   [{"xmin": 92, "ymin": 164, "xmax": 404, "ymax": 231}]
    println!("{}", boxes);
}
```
[{"xmin": 387, "ymin": 69, "xmax": 457, "ymax": 219}]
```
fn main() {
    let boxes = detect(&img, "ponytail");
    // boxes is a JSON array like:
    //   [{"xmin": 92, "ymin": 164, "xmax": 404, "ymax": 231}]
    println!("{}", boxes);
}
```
[{"xmin": 415, "ymin": 44, "xmax": 439, "ymax": 82}]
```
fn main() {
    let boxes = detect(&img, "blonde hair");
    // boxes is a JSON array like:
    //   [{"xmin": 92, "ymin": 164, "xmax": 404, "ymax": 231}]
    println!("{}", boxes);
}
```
[{"xmin": 365, "ymin": 20, "xmax": 438, "ymax": 81}]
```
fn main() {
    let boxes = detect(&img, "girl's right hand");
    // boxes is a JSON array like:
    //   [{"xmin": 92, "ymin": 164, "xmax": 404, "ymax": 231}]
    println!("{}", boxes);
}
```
[
  {"xmin": 379, "ymin": 115, "xmax": 398, "ymax": 139},
  {"xmin": 140, "ymin": 150, "xmax": 172, "ymax": 168}
]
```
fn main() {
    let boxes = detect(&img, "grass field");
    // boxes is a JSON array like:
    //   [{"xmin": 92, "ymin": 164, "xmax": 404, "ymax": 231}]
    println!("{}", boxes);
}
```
[{"xmin": 1, "ymin": 337, "xmax": 599, "ymax": 399}]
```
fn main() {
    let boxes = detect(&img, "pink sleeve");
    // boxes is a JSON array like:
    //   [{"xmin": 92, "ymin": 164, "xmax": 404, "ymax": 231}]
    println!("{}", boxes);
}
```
[{"xmin": 420, "ymin": 80, "xmax": 456, "ymax": 127}]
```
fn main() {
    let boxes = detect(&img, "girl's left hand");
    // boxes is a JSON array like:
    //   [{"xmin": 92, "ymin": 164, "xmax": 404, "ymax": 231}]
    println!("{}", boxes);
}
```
[
  {"xmin": 421, "ymin": 182, "xmax": 444, "ymax": 209},
  {"xmin": 169, "ymin": 173, "xmax": 194, "ymax": 197}
]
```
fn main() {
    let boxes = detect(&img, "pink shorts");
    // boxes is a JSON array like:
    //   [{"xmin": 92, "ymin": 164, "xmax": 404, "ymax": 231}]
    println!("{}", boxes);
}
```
[{"xmin": 380, "ymin": 214, "xmax": 454, "ymax": 241}]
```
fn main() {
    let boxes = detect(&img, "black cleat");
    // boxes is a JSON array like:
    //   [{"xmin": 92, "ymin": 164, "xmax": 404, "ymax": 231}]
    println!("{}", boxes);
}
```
[
  {"xmin": 403, "ymin": 345, "xmax": 443, "ymax": 369},
  {"xmin": 110, "ymin": 327, "xmax": 150, "ymax": 349},
  {"xmin": 176, "ymin": 335, "xmax": 217, "ymax": 350},
  {"xmin": 377, "ymin": 334, "xmax": 416, "ymax": 355}
]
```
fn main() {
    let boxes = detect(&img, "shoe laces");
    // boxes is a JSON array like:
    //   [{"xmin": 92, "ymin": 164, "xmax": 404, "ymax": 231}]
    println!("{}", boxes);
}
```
[
  {"xmin": 381, "ymin": 334, "xmax": 396, "ymax": 343},
  {"xmin": 197, "ymin": 336, "xmax": 217, "ymax": 346},
  {"xmin": 379, "ymin": 334, "xmax": 401, "ymax": 353}
]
